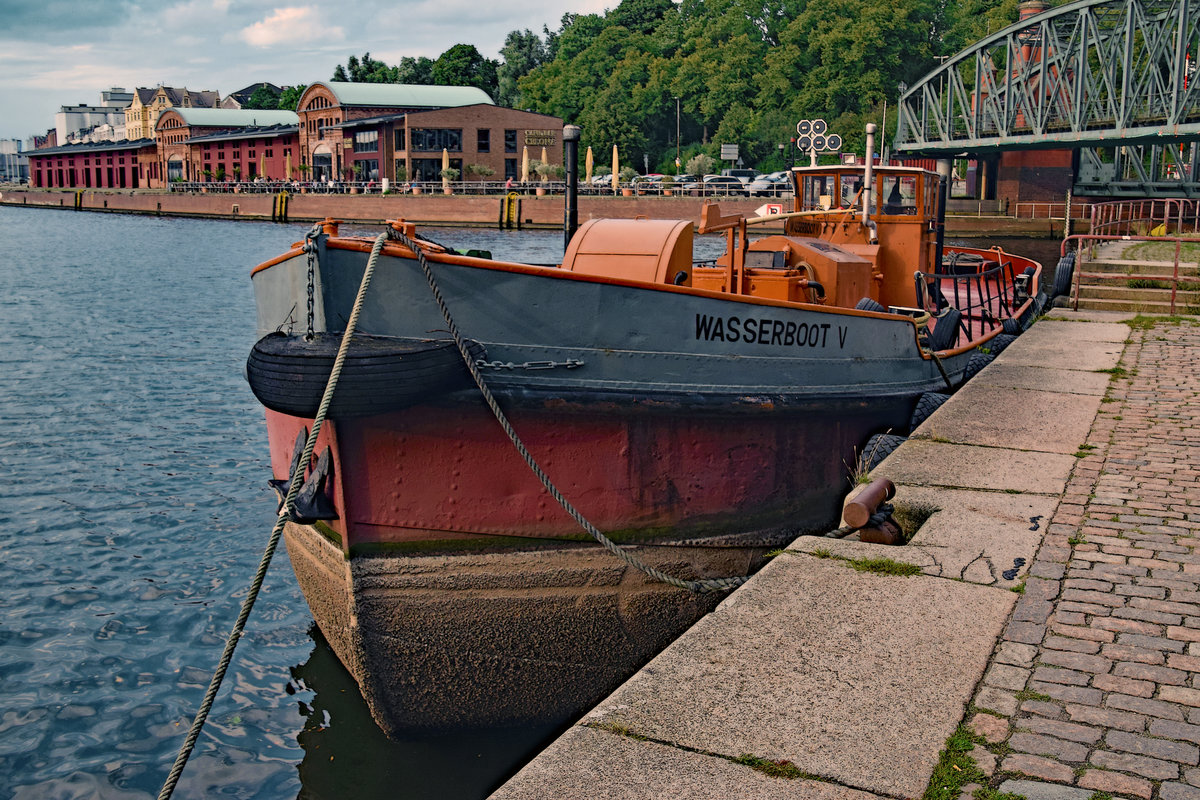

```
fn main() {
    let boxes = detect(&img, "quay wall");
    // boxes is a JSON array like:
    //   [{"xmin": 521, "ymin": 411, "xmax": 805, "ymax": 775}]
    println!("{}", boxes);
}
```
[{"xmin": 0, "ymin": 188, "xmax": 1075, "ymax": 237}]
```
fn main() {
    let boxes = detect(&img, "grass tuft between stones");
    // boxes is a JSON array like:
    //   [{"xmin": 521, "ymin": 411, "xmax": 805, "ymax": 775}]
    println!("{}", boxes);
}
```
[
  {"xmin": 848, "ymin": 556, "xmax": 922, "ymax": 576},
  {"xmin": 733, "ymin": 754, "xmax": 822, "ymax": 781}
]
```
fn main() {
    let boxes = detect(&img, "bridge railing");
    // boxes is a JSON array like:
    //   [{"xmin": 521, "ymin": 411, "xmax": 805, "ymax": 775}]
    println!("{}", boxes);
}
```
[{"xmin": 1012, "ymin": 201, "xmax": 1097, "ymax": 220}]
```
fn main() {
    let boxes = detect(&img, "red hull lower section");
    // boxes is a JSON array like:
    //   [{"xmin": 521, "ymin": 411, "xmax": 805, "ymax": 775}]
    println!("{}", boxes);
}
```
[{"xmin": 266, "ymin": 397, "xmax": 908, "ymax": 550}]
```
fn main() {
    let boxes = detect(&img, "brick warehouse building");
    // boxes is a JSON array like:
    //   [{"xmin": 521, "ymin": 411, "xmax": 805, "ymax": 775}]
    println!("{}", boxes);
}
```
[
  {"xmin": 156, "ymin": 108, "xmax": 299, "ymax": 183},
  {"xmin": 28, "ymin": 138, "xmax": 158, "ymax": 189},
  {"xmin": 296, "ymin": 81, "xmax": 562, "ymax": 184},
  {"xmin": 27, "ymin": 82, "xmax": 563, "ymax": 190}
]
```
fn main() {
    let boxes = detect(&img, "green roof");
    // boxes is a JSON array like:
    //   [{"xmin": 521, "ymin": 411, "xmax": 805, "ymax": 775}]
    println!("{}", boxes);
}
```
[
  {"xmin": 166, "ymin": 108, "xmax": 299, "ymax": 128},
  {"xmin": 317, "ymin": 81, "xmax": 494, "ymax": 108}
]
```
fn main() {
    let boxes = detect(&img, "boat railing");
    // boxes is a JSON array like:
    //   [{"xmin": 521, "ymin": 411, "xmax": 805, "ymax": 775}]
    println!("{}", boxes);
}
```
[{"xmin": 921, "ymin": 254, "xmax": 1024, "ymax": 344}]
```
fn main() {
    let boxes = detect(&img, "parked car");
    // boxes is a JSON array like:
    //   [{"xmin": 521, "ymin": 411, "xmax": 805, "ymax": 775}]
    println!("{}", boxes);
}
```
[
  {"xmin": 702, "ymin": 174, "xmax": 750, "ymax": 196},
  {"xmin": 721, "ymin": 168, "xmax": 760, "ymax": 184},
  {"xmin": 680, "ymin": 174, "xmax": 749, "ymax": 197},
  {"xmin": 632, "ymin": 174, "xmax": 664, "ymax": 195},
  {"xmin": 747, "ymin": 171, "xmax": 794, "ymax": 197}
]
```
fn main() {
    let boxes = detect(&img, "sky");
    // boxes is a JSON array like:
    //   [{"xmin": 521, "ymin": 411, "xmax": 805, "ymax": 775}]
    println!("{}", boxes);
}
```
[{"xmin": 0, "ymin": 0, "xmax": 614, "ymax": 142}]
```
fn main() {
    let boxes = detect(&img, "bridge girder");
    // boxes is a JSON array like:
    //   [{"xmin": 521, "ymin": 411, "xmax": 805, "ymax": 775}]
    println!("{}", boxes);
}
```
[{"xmin": 895, "ymin": 0, "xmax": 1200, "ymax": 156}]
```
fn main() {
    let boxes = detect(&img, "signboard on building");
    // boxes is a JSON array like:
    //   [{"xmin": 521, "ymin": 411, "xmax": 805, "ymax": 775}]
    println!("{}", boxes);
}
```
[{"xmin": 525, "ymin": 130, "xmax": 557, "ymax": 147}]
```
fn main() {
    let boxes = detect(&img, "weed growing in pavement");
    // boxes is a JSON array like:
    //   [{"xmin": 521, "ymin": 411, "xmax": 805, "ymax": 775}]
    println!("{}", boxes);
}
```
[
  {"xmin": 848, "ymin": 556, "xmax": 922, "ymax": 576},
  {"xmin": 589, "ymin": 721, "xmax": 648, "ymax": 741},
  {"xmin": 1068, "ymin": 533, "xmax": 1088, "ymax": 546},
  {"xmin": 733, "ymin": 754, "xmax": 821, "ymax": 780},
  {"xmin": 920, "ymin": 725, "xmax": 1018, "ymax": 800}
]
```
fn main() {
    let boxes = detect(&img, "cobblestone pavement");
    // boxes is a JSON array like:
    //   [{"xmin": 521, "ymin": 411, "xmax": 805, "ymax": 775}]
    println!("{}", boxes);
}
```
[{"xmin": 965, "ymin": 318, "xmax": 1200, "ymax": 800}]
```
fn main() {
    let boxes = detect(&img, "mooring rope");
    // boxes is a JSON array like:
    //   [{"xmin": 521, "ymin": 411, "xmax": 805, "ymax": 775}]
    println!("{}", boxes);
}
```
[
  {"xmin": 389, "ymin": 227, "xmax": 749, "ymax": 594},
  {"xmin": 157, "ymin": 228, "xmax": 389, "ymax": 800}
]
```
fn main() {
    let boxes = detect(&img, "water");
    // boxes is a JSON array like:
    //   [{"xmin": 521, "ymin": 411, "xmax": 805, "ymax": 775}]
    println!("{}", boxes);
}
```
[
  {"xmin": 0, "ymin": 208, "xmax": 573, "ymax": 800},
  {"xmin": 0, "ymin": 207, "xmax": 1059, "ymax": 799}
]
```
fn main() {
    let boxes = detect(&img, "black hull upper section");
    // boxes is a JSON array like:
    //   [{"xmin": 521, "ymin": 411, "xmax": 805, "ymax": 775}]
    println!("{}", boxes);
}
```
[{"xmin": 246, "ymin": 332, "xmax": 485, "ymax": 418}]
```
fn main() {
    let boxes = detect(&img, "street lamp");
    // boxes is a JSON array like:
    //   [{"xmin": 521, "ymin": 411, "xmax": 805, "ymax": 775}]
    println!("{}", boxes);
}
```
[
  {"xmin": 890, "ymin": 81, "xmax": 909, "ymax": 163},
  {"xmin": 674, "ymin": 96, "xmax": 681, "ymax": 175}
]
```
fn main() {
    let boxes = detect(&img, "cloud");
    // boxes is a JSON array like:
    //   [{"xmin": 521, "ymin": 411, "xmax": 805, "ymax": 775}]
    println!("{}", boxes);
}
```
[{"xmin": 240, "ymin": 6, "xmax": 345, "ymax": 48}]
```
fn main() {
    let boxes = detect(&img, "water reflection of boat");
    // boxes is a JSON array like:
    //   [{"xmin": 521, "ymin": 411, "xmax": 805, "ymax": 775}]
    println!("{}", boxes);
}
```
[
  {"xmin": 247, "ymin": 147, "xmax": 1043, "ymax": 734},
  {"xmin": 291, "ymin": 625, "xmax": 558, "ymax": 799}
]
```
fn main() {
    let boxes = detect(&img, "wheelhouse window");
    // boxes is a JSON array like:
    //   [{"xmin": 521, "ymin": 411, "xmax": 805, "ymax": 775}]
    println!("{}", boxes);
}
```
[
  {"xmin": 880, "ymin": 175, "xmax": 918, "ymax": 215},
  {"xmin": 800, "ymin": 174, "xmax": 836, "ymax": 211}
]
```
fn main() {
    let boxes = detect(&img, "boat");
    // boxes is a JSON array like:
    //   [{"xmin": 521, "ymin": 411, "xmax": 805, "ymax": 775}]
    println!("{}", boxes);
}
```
[{"xmin": 246, "ymin": 133, "xmax": 1043, "ymax": 734}]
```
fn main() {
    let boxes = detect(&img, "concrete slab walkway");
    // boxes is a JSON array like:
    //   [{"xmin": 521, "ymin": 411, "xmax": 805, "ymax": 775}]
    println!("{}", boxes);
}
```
[{"xmin": 492, "ymin": 310, "xmax": 1200, "ymax": 800}]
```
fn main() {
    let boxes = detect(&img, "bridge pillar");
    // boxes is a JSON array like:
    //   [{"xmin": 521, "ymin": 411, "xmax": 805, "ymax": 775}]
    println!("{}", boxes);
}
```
[{"xmin": 998, "ymin": 148, "xmax": 1074, "ymax": 209}]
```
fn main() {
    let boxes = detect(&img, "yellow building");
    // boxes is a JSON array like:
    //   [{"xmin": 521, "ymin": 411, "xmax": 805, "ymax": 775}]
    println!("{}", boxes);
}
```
[{"xmin": 124, "ymin": 86, "xmax": 220, "ymax": 140}]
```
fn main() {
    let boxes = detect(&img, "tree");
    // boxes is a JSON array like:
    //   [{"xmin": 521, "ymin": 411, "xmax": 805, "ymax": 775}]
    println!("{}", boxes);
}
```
[
  {"xmin": 497, "ymin": 29, "xmax": 549, "ymax": 107},
  {"xmin": 395, "ymin": 56, "xmax": 435, "ymax": 85},
  {"xmin": 432, "ymin": 44, "xmax": 499, "ymax": 98},
  {"xmin": 277, "ymin": 85, "xmax": 304, "ymax": 111},
  {"xmin": 332, "ymin": 52, "xmax": 401, "ymax": 83},
  {"xmin": 608, "ymin": 0, "xmax": 674, "ymax": 34},
  {"xmin": 242, "ymin": 84, "xmax": 281, "ymax": 110}
]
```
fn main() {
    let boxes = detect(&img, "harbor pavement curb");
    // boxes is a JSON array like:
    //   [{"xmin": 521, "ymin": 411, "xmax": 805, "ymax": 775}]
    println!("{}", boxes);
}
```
[{"xmin": 492, "ymin": 310, "xmax": 1196, "ymax": 799}]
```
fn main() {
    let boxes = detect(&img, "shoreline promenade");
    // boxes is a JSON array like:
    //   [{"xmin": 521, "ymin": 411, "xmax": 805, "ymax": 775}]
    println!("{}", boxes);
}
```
[{"xmin": 492, "ymin": 310, "xmax": 1200, "ymax": 800}]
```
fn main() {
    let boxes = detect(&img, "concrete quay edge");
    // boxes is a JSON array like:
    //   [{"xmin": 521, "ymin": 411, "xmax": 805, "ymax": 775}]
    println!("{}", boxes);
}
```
[
  {"xmin": 0, "ymin": 189, "xmax": 1070, "ymax": 237},
  {"xmin": 491, "ymin": 309, "xmax": 1157, "ymax": 800}
]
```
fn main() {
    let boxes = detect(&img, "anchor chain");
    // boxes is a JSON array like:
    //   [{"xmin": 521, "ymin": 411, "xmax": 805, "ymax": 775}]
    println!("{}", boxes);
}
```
[
  {"xmin": 388, "ymin": 226, "xmax": 750, "ymax": 595},
  {"xmin": 304, "ymin": 224, "xmax": 319, "ymax": 341},
  {"xmin": 476, "ymin": 358, "xmax": 585, "ymax": 371}
]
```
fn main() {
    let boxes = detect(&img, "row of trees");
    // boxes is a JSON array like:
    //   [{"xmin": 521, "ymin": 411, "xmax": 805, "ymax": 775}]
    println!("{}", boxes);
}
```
[{"xmin": 319, "ymin": 0, "xmax": 1022, "ymax": 173}]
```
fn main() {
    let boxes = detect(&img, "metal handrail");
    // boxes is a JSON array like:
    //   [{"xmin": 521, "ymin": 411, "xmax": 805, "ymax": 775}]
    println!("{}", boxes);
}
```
[
  {"xmin": 1089, "ymin": 198, "xmax": 1200, "ymax": 238},
  {"xmin": 1061, "ymin": 232, "xmax": 1196, "ymax": 314}
]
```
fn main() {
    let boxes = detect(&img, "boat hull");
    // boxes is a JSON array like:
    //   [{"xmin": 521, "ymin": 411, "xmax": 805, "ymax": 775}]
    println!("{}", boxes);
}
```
[
  {"xmin": 249, "ymin": 219, "xmax": 1038, "ymax": 733},
  {"xmin": 283, "ymin": 518, "xmax": 766, "ymax": 732}
]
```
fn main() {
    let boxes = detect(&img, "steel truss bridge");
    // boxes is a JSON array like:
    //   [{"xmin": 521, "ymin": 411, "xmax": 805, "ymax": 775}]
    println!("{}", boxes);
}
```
[{"xmin": 895, "ymin": 0, "xmax": 1200, "ymax": 196}]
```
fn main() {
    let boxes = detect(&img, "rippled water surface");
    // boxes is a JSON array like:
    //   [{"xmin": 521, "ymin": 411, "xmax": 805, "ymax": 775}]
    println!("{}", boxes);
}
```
[{"xmin": 0, "ymin": 208, "xmax": 571, "ymax": 799}]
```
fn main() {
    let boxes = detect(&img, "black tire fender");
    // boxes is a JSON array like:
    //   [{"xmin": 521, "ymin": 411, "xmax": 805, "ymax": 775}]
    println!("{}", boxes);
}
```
[
  {"xmin": 909, "ymin": 392, "xmax": 950, "ymax": 431},
  {"xmin": 987, "ymin": 333, "xmax": 1017, "ymax": 356},
  {"xmin": 857, "ymin": 433, "xmax": 906, "ymax": 473},
  {"xmin": 927, "ymin": 307, "xmax": 962, "ymax": 352},
  {"xmin": 961, "ymin": 350, "xmax": 995, "ymax": 383}
]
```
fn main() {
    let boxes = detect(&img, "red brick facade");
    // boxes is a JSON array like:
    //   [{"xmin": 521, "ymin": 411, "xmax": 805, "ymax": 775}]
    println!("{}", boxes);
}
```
[
  {"xmin": 157, "ymin": 109, "xmax": 298, "ymax": 184},
  {"xmin": 27, "ymin": 140, "xmax": 158, "ymax": 189},
  {"xmin": 295, "ymin": 83, "xmax": 562, "ymax": 185}
]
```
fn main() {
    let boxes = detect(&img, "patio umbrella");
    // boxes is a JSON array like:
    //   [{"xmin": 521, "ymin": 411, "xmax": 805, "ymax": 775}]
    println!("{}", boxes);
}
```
[
  {"xmin": 612, "ymin": 145, "xmax": 619, "ymax": 195},
  {"xmin": 259, "ymin": 151, "xmax": 266, "ymax": 181},
  {"xmin": 540, "ymin": 146, "xmax": 548, "ymax": 182},
  {"xmin": 442, "ymin": 148, "xmax": 450, "ymax": 192},
  {"xmin": 585, "ymin": 146, "xmax": 593, "ymax": 184},
  {"xmin": 284, "ymin": 152, "xmax": 291, "ymax": 181},
  {"xmin": 520, "ymin": 146, "xmax": 529, "ymax": 183}
]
